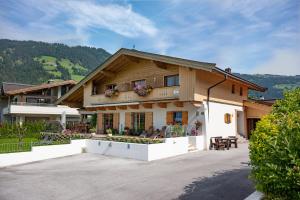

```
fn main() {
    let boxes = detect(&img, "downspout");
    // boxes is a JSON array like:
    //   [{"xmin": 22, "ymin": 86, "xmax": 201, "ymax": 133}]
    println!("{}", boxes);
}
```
[{"xmin": 207, "ymin": 74, "xmax": 227, "ymax": 120}]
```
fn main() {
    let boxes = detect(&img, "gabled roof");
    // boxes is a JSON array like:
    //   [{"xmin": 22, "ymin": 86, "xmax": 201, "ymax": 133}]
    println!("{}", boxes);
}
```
[
  {"xmin": 1, "ymin": 82, "xmax": 35, "ymax": 96},
  {"xmin": 56, "ymin": 48, "xmax": 267, "ymax": 105},
  {"xmin": 5, "ymin": 80, "xmax": 76, "ymax": 96}
]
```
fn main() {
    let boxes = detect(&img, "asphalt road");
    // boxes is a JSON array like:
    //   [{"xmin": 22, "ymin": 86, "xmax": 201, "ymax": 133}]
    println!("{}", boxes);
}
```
[{"xmin": 0, "ymin": 143, "xmax": 254, "ymax": 200}]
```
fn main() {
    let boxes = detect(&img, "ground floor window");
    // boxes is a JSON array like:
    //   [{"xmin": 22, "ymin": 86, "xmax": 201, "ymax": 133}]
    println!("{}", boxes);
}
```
[
  {"xmin": 167, "ymin": 111, "xmax": 188, "ymax": 125},
  {"xmin": 103, "ymin": 113, "xmax": 114, "ymax": 130},
  {"xmin": 131, "ymin": 112, "xmax": 145, "ymax": 132},
  {"xmin": 173, "ymin": 111, "xmax": 183, "ymax": 124}
]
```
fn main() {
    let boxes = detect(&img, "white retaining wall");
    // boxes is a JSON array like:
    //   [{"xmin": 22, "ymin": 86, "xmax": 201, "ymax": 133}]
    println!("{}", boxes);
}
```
[
  {"xmin": 188, "ymin": 136, "xmax": 205, "ymax": 151},
  {"xmin": 86, "ymin": 137, "xmax": 189, "ymax": 161},
  {"xmin": 0, "ymin": 140, "xmax": 86, "ymax": 168},
  {"xmin": 0, "ymin": 137, "xmax": 190, "ymax": 167}
]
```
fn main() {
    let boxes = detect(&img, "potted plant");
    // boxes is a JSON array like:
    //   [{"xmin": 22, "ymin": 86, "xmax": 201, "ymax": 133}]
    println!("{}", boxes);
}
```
[
  {"xmin": 134, "ymin": 84, "xmax": 153, "ymax": 96},
  {"xmin": 104, "ymin": 86, "xmax": 119, "ymax": 98},
  {"xmin": 106, "ymin": 128, "xmax": 113, "ymax": 137}
]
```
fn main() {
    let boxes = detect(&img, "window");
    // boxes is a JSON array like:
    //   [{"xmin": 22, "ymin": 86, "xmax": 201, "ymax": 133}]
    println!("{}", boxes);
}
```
[
  {"xmin": 173, "ymin": 111, "xmax": 183, "ymax": 124},
  {"xmin": 231, "ymin": 84, "xmax": 235, "ymax": 94},
  {"xmin": 92, "ymin": 81, "xmax": 97, "ymax": 95},
  {"xmin": 131, "ymin": 112, "xmax": 145, "ymax": 131},
  {"xmin": 106, "ymin": 84, "xmax": 116, "ymax": 90},
  {"xmin": 240, "ymin": 87, "xmax": 243, "ymax": 96},
  {"xmin": 103, "ymin": 113, "xmax": 114, "ymax": 130},
  {"xmin": 132, "ymin": 80, "xmax": 146, "ymax": 89},
  {"xmin": 164, "ymin": 75, "xmax": 179, "ymax": 87},
  {"xmin": 224, "ymin": 113, "xmax": 232, "ymax": 124}
]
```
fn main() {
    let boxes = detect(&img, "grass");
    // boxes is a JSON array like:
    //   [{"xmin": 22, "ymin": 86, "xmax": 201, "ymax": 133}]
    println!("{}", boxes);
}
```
[
  {"xmin": 0, "ymin": 138, "xmax": 39, "ymax": 144},
  {"xmin": 0, "ymin": 137, "xmax": 70, "ymax": 154},
  {"xmin": 34, "ymin": 55, "xmax": 87, "ymax": 81}
]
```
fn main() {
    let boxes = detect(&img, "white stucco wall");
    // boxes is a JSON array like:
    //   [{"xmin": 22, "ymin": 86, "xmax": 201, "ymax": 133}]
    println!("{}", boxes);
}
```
[
  {"xmin": 203, "ymin": 101, "xmax": 244, "ymax": 149},
  {"xmin": 188, "ymin": 136, "xmax": 205, "ymax": 150},
  {"xmin": 0, "ymin": 140, "xmax": 86, "ymax": 168},
  {"xmin": 86, "ymin": 137, "xmax": 188, "ymax": 161}
]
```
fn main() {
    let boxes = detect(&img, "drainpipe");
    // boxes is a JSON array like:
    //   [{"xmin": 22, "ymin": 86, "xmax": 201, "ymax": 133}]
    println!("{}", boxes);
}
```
[{"xmin": 207, "ymin": 74, "xmax": 227, "ymax": 120}]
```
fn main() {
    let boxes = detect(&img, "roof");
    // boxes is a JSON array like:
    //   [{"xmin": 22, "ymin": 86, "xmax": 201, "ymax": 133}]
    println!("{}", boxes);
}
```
[
  {"xmin": 1, "ymin": 82, "xmax": 35, "ymax": 96},
  {"xmin": 5, "ymin": 80, "xmax": 76, "ymax": 96},
  {"xmin": 56, "ymin": 48, "xmax": 267, "ymax": 104}
]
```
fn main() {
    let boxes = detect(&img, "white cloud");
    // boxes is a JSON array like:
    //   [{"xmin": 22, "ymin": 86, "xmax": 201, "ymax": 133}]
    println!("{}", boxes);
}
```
[
  {"xmin": 0, "ymin": 0, "xmax": 158, "ymax": 44},
  {"xmin": 253, "ymin": 49, "xmax": 300, "ymax": 75},
  {"xmin": 65, "ymin": 1, "xmax": 157, "ymax": 38}
]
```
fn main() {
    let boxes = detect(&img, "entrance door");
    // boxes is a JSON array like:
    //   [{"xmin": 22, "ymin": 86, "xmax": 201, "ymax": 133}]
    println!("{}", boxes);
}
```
[
  {"xmin": 247, "ymin": 118, "xmax": 260, "ymax": 139},
  {"xmin": 103, "ymin": 113, "xmax": 114, "ymax": 133}
]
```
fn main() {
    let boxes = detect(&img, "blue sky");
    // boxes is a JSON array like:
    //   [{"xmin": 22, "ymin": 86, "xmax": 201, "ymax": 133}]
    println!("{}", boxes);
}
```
[{"xmin": 0, "ymin": 0, "xmax": 299, "ymax": 75}]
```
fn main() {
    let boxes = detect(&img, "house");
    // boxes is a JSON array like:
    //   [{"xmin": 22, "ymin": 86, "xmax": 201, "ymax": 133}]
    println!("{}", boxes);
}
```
[
  {"xmin": 0, "ymin": 80, "xmax": 80, "ymax": 126},
  {"xmin": 57, "ymin": 48, "xmax": 271, "ymax": 148}
]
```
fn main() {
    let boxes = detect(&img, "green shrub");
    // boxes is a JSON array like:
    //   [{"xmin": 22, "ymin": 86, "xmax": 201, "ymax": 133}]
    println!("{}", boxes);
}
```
[{"xmin": 249, "ymin": 88, "xmax": 300, "ymax": 200}]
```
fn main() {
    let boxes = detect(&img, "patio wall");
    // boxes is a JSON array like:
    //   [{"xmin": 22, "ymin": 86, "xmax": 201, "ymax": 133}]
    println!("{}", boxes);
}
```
[
  {"xmin": 0, "ymin": 137, "xmax": 190, "ymax": 167},
  {"xmin": 0, "ymin": 140, "xmax": 86, "ymax": 168},
  {"xmin": 85, "ymin": 137, "xmax": 189, "ymax": 161},
  {"xmin": 188, "ymin": 135, "xmax": 205, "ymax": 150}
]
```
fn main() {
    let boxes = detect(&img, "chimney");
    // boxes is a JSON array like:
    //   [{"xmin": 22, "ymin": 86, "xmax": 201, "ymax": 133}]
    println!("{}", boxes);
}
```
[{"xmin": 225, "ymin": 67, "xmax": 232, "ymax": 73}]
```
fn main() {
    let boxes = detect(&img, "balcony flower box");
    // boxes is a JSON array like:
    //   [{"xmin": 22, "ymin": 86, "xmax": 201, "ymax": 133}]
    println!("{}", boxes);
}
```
[
  {"xmin": 134, "ymin": 84, "xmax": 153, "ymax": 96},
  {"xmin": 104, "ymin": 88, "xmax": 119, "ymax": 98}
]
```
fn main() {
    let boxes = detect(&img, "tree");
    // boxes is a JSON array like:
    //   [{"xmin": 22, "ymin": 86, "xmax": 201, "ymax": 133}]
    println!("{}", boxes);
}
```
[{"xmin": 249, "ymin": 88, "xmax": 300, "ymax": 199}]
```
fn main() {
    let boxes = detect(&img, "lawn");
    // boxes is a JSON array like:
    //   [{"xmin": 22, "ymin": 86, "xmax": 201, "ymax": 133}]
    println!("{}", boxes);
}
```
[{"xmin": 0, "ymin": 138, "xmax": 70, "ymax": 154}]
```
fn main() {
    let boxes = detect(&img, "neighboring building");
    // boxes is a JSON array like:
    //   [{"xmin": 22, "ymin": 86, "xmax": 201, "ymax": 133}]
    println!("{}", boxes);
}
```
[
  {"xmin": 0, "ymin": 80, "xmax": 80, "ymax": 126},
  {"xmin": 57, "ymin": 49, "xmax": 272, "ymax": 148}
]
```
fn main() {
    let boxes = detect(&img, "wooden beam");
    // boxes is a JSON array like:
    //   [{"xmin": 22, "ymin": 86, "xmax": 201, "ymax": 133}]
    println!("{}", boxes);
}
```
[
  {"xmin": 142, "ymin": 103, "xmax": 153, "ymax": 109},
  {"xmin": 174, "ymin": 101, "xmax": 184, "ymax": 107},
  {"xmin": 96, "ymin": 107, "xmax": 106, "ymax": 111},
  {"xmin": 100, "ymin": 70, "xmax": 115, "ymax": 78},
  {"xmin": 125, "ymin": 55, "xmax": 140, "ymax": 63},
  {"xmin": 117, "ymin": 105, "xmax": 127, "ymax": 110},
  {"xmin": 152, "ymin": 60, "xmax": 167, "ymax": 69},
  {"xmin": 107, "ymin": 106, "xmax": 116, "ymax": 110},
  {"xmin": 128, "ymin": 104, "xmax": 139, "ymax": 109},
  {"xmin": 157, "ymin": 102, "xmax": 167, "ymax": 108}
]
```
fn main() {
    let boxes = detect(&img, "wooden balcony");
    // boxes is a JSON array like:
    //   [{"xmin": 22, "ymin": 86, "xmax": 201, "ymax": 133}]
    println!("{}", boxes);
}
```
[{"xmin": 85, "ymin": 86, "xmax": 180, "ymax": 106}]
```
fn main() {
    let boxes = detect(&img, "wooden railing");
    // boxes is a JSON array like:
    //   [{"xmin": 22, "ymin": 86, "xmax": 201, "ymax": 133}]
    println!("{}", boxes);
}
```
[{"xmin": 85, "ymin": 86, "xmax": 180, "ymax": 106}]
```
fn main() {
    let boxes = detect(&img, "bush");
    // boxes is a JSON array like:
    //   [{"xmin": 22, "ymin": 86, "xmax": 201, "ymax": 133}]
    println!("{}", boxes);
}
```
[
  {"xmin": 0, "ymin": 122, "xmax": 46, "ymax": 139},
  {"xmin": 249, "ymin": 88, "xmax": 300, "ymax": 200}
]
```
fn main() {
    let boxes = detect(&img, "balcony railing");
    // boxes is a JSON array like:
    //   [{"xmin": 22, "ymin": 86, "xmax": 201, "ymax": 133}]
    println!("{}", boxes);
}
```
[
  {"xmin": 10, "ymin": 102, "xmax": 56, "ymax": 107},
  {"xmin": 85, "ymin": 86, "xmax": 180, "ymax": 106}
]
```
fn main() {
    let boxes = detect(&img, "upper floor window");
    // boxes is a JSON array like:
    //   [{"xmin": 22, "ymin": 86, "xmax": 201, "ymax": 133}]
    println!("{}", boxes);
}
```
[
  {"xmin": 106, "ymin": 84, "xmax": 117, "ymax": 90},
  {"xmin": 231, "ymin": 84, "xmax": 235, "ymax": 94},
  {"xmin": 132, "ymin": 79, "xmax": 146, "ymax": 89},
  {"xmin": 240, "ymin": 87, "xmax": 243, "ymax": 96},
  {"xmin": 164, "ymin": 75, "xmax": 179, "ymax": 87}
]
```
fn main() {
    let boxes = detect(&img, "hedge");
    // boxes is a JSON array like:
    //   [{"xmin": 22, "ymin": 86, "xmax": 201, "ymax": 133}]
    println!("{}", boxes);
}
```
[{"xmin": 249, "ymin": 88, "xmax": 300, "ymax": 200}]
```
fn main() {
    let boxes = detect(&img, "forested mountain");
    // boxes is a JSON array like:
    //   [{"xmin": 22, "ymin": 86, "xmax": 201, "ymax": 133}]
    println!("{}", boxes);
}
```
[
  {"xmin": 0, "ymin": 39, "xmax": 298, "ymax": 99},
  {"xmin": 0, "ymin": 39, "xmax": 110, "ymax": 83},
  {"xmin": 235, "ymin": 73, "xmax": 300, "ymax": 99}
]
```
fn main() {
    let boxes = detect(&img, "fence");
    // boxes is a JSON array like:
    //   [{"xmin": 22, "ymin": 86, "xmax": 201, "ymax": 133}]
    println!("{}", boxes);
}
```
[{"xmin": 0, "ymin": 139, "xmax": 71, "ymax": 154}]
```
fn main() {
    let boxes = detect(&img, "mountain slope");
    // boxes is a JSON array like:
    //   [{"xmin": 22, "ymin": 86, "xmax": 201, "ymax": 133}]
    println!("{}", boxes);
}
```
[
  {"xmin": 235, "ymin": 73, "xmax": 300, "ymax": 99},
  {"xmin": 0, "ymin": 39, "xmax": 111, "ymax": 84}
]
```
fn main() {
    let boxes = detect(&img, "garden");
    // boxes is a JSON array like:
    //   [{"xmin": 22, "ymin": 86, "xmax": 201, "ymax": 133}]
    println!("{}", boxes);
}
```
[
  {"xmin": 249, "ymin": 88, "xmax": 300, "ymax": 200},
  {"xmin": 0, "ymin": 121, "xmax": 91, "ymax": 154}
]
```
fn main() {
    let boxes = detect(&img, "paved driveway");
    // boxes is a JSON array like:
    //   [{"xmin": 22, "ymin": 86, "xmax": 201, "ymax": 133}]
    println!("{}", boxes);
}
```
[{"xmin": 0, "ymin": 143, "xmax": 254, "ymax": 200}]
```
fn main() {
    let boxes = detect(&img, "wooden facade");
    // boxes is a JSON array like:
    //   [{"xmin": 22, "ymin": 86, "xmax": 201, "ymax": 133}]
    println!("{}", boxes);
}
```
[{"xmin": 57, "ymin": 48, "xmax": 269, "ymax": 135}]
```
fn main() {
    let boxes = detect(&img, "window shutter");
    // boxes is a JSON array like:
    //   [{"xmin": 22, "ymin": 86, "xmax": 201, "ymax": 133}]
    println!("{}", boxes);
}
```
[
  {"xmin": 145, "ymin": 112, "xmax": 153, "ymax": 130},
  {"xmin": 166, "ymin": 111, "xmax": 174, "ymax": 125},
  {"xmin": 182, "ymin": 111, "xmax": 188, "ymax": 125},
  {"xmin": 155, "ymin": 75, "xmax": 165, "ymax": 88},
  {"xmin": 125, "ymin": 112, "xmax": 131, "ymax": 128},
  {"xmin": 113, "ymin": 113, "xmax": 119, "ymax": 130},
  {"xmin": 97, "ymin": 113, "xmax": 103, "ymax": 132}
]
